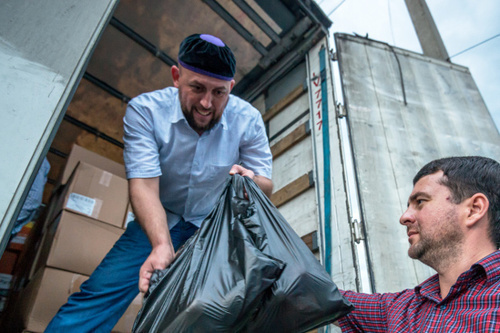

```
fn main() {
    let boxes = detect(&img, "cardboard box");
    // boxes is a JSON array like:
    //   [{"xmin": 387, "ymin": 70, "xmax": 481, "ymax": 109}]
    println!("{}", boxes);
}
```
[
  {"xmin": 0, "ymin": 273, "xmax": 13, "ymax": 291},
  {"xmin": 33, "ymin": 211, "xmax": 123, "ymax": 276},
  {"xmin": 11, "ymin": 218, "xmax": 48, "ymax": 293},
  {"xmin": 9, "ymin": 221, "xmax": 35, "ymax": 251},
  {"xmin": 57, "ymin": 161, "xmax": 129, "ymax": 228},
  {"xmin": 0, "ymin": 250, "xmax": 19, "ymax": 275},
  {"xmin": 16, "ymin": 267, "xmax": 88, "ymax": 333},
  {"xmin": 15, "ymin": 267, "xmax": 141, "ymax": 333},
  {"xmin": 59, "ymin": 144, "xmax": 126, "ymax": 185}
]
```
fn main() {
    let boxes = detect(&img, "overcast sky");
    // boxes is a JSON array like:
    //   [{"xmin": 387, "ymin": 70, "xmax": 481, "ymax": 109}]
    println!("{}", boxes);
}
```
[{"xmin": 315, "ymin": 0, "xmax": 500, "ymax": 131}]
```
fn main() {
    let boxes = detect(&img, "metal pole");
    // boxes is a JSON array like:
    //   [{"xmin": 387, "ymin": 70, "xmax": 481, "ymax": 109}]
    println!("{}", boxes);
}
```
[{"xmin": 404, "ymin": 0, "xmax": 449, "ymax": 61}]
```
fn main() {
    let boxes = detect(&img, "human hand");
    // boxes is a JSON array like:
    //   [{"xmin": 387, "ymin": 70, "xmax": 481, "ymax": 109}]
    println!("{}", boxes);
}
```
[
  {"xmin": 139, "ymin": 244, "xmax": 175, "ymax": 293},
  {"xmin": 229, "ymin": 164, "xmax": 255, "ymax": 199},
  {"xmin": 229, "ymin": 164, "xmax": 273, "ymax": 198},
  {"xmin": 229, "ymin": 164, "xmax": 255, "ymax": 179}
]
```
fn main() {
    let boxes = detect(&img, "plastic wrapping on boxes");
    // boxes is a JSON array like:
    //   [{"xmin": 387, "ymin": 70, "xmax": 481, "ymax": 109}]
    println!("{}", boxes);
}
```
[{"xmin": 133, "ymin": 175, "xmax": 353, "ymax": 332}]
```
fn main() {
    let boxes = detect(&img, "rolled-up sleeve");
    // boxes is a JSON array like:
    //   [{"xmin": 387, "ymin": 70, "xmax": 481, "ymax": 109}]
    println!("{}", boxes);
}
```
[
  {"xmin": 239, "ymin": 113, "xmax": 272, "ymax": 179},
  {"xmin": 123, "ymin": 102, "xmax": 162, "ymax": 179}
]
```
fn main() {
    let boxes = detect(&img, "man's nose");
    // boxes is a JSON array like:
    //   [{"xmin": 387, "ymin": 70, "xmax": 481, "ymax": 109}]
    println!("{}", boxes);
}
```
[
  {"xmin": 399, "ymin": 208, "xmax": 415, "ymax": 226},
  {"xmin": 200, "ymin": 92, "xmax": 212, "ymax": 109}
]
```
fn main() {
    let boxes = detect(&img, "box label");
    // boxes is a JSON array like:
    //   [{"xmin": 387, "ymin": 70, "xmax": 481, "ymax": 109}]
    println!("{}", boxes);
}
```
[
  {"xmin": 0, "ymin": 273, "xmax": 12, "ymax": 290},
  {"xmin": 66, "ymin": 193, "xmax": 96, "ymax": 216},
  {"xmin": 10, "ymin": 234, "xmax": 26, "ymax": 244}
]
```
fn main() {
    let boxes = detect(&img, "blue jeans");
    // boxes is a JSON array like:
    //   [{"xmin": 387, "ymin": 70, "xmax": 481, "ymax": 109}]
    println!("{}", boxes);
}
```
[{"xmin": 45, "ymin": 220, "xmax": 199, "ymax": 333}]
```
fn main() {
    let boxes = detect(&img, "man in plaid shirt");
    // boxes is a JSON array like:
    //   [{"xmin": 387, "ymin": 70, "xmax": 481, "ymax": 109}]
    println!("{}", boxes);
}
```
[{"xmin": 338, "ymin": 156, "xmax": 500, "ymax": 332}]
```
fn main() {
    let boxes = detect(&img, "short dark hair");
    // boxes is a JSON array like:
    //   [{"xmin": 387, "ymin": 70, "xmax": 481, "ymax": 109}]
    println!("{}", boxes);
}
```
[{"xmin": 414, "ymin": 156, "xmax": 500, "ymax": 248}]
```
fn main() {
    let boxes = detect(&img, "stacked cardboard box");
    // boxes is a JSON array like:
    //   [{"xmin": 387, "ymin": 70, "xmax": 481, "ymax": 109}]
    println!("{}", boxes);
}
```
[
  {"xmin": 0, "ymin": 221, "xmax": 36, "ymax": 316},
  {"xmin": 9, "ymin": 145, "xmax": 141, "ymax": 332},
  {"xmin": 17, "ymin": 267, "xmax": 143, "ymax": 333},
  {"xmin": 58, "ymin": 144, "xmax": 127, "ymax": 185},
  {"xmin": 0, "ymin": 251, "xmax": 17, "ymax": 312},
  {"xmin": 9, "ymin": 222, "xmax": 35, "ymax": 252}
]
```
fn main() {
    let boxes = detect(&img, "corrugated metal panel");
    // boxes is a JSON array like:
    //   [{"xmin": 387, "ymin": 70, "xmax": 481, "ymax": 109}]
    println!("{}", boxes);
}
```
[
  {"xmin": 335, "ymin": 33, "xmax": 500, "ymax": 292},
  {"xmin": 0, "ymin": 0, "xmax": 118, "ymax": 253}
]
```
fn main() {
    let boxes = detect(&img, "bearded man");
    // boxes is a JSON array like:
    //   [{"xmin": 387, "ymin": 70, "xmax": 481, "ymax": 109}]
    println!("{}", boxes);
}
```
[
  {"xmin": 46, "ymin": 33, "xmax": 273, "ymax": 332},
  {"xmin": 338, "ymin": 156, "xmax": 500, "ymax": 332}
]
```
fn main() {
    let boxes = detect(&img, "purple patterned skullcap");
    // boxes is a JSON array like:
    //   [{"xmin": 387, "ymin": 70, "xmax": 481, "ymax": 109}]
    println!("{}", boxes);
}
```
[
  {"xmin": 200, "ymin": 34, "xmax": 225, "ymax": 47},
  {"xmin": 178, "ymin": 33, "xmax": 236, "ymax": 81}
]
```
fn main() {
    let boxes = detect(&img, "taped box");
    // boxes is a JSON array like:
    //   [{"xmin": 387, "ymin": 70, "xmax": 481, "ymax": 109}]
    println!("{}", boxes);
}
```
[
  {"xmin": 0, "ymin": 250, "xmax": 18, "ymax": 275},
  {"xmin": 14, "ymin": 267, "xmax": 141, "ymax": 333},
  {"xmin": 55, "ymin": 161, "xmax": 129, "ymax": 228},
  {"xmin": 58, "ymin": 144, "xmax": 126, "ymax": 186},
  {"xmin": 32, "ymin": 211, "xmax": 123, "ymax": 277}
]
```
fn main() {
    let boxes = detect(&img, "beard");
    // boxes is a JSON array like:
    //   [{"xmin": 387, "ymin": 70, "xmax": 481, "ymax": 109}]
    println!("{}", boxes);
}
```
[
  {"xmin": 178, "ymin": 89, "xmax": 224, "ymax": 134},
  {"xmin": 408, "ymin": 209, "xmax": 464, "ymax": 270},
  {"xmin": 181, "ymin": 105, "xmax": 220, "ymax": 133}
]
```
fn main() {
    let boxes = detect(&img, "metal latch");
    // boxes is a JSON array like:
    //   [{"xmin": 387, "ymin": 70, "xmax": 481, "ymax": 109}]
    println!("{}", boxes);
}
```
[
  {"xmin": 351, "ymin": 219, "xmax": 365, "ymax": 244},
  {"xmin": 336, "ymin": 103, "xmax": 346, "ymax": 118},
  {"xmin": 330, "ymin": 50, "xmax": 337, "ymax": 61}
]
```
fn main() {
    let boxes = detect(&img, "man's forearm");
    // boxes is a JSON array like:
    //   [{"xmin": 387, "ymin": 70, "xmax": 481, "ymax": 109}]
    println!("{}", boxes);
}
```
[
  {"xmin": 254, "ymin": 175, "xmax": 273, "ymax": 198},
  {"xmin": 129, "ymin": 178, "xmax": 171, "ymax": 248},
  {"xmin": 129, "ymin": 177, "xmax": 176, "ymax": 293}
]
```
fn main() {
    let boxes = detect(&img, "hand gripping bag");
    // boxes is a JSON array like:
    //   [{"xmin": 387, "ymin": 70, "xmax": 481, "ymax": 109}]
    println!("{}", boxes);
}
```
[
  {"xmin": 237, "ymin": 175, "xmax": 354, "ymax": 332},
  {"xmin": 133, "ymin": 175, "xmax": 353, "ymax": 332},
  {"xmin": 133, "ymin": 176, "xmax": 285, "ymax": 332}
]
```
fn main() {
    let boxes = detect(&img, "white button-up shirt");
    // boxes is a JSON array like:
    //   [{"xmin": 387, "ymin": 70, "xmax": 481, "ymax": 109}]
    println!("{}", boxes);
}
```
[{"xmin": 123, "ymin": 87, "xmax": 272, "ymax": 229}]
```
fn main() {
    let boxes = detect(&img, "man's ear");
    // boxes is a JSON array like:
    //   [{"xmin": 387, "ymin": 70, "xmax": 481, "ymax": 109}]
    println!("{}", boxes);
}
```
[
  {"xmin": 171, "ymin": 66, "xmax": 180, "ymax": 87},
  {"xmin": 465, "ymin": 193, "xmax": 489, "ymax": 228}
]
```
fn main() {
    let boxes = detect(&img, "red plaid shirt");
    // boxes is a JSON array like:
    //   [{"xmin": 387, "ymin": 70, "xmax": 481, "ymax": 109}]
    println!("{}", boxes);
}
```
[{"xmin": 338, "ymin": 250, "xmax": 500, "ymax": 332}]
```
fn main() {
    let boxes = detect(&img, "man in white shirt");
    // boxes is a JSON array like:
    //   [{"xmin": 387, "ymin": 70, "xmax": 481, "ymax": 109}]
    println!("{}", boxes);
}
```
[{"xmin": 47, "ymin": 33, "xmax": 273, "ymax": 332}]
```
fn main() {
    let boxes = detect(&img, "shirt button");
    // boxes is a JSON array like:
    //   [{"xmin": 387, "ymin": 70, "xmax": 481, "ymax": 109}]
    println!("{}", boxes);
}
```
[{"xmin": 440, "ymin": 305, "xmax": 446, "ymax": 310}]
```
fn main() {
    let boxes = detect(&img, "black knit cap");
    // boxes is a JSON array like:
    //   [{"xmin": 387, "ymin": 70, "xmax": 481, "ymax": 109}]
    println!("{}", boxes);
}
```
[{"xmin": 178, "ymin": 34, "xmax": 236, "ymax": 81}]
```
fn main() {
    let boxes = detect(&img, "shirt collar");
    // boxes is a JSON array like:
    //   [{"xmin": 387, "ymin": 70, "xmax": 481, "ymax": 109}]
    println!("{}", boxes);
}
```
[
  {"xmin": 414, "ymin": 250, "xmax": 500, "ymax": 301},
  {"xmin": 171, "ymin": 91, "xmax": 185, "ymax": 124},
  {"xmin": 470, "ymin": 250, "xmax": 500, "ymax": 282},
  {"xmin": 415, "ymin": 274, "xmax": 440, "ymax": 301}
]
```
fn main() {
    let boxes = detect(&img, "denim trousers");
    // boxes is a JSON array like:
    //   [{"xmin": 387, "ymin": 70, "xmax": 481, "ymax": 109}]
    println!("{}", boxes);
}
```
[{"xmin": 45, "ymin": 220, "xmax": 199, "ymax": 333}]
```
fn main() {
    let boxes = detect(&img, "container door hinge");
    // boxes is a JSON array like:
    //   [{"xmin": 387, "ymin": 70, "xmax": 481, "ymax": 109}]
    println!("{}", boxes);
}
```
[
  {"xmin": 336, "ymin": 103, "xmax": 346, "ymax": 118},
  {"xmin": 351, "ymin": 219, "xmax": 365, "ymax": 244},
  {"xmin": 330, "ymin": 50, "xmax": 337, "ymax": 61}
]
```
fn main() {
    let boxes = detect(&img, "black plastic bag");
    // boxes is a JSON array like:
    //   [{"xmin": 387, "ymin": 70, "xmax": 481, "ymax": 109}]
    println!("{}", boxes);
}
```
[{"xmin": 133, "ymin": 175, "xmax": 353, "ymax": 332}]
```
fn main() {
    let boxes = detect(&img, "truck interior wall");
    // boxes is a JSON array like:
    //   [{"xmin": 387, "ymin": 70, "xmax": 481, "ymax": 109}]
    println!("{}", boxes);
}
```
[
  {"xmin": 260, "ymin": 59, "xmax": 322, "ymax": 256},
  {"xmin": 265, "ymin": 62, "xmax": 307, "ymax": 109},
  {"xmin": 279, "ymin": 188, "xmax": 319, "ymax": 237},
  {"xmin": 43, "ymin": 0, "xmax": 287, "ymax": 214},
  {"xmin": 272, "ymin": 138, "xmax": 314, "ymax": 192},
  {"xmin": 268, "ymin": 93, "xmax": 310, "ymax": 140}
]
